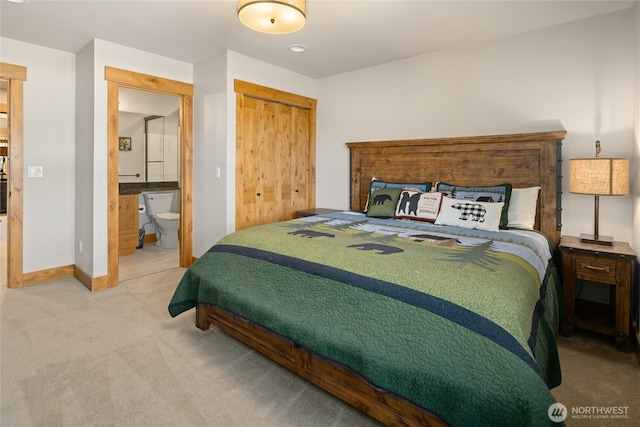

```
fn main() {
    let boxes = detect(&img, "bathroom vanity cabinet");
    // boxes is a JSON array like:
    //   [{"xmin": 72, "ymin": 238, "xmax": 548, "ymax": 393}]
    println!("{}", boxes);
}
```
[{"xmin": 118, "ymin": 193, "xmax": 139, "ymax": 255}]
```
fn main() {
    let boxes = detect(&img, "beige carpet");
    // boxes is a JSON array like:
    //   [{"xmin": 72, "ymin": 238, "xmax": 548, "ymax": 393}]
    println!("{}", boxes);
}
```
[
  {"xmin": 1, "ymin": 269, "xmax": 638, "ymax": 426},
  {"xmin": 551, "ymin": 330, "xmax": 639, "ymax": 426}
]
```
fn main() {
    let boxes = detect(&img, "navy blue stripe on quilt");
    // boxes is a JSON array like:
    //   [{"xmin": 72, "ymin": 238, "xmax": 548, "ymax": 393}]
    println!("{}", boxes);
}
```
[{"xmin": 210, "ymin": 244, "xmax": 541, "ymax": 375}]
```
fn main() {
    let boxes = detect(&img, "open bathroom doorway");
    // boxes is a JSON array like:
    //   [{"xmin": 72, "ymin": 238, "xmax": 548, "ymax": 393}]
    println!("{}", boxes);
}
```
[
  {"xmin": 0, "ymin": 79, "xmax": 7, "ymax": 288},
  {"xmin": 106, "ymin": 66, "xmax": 193, "ymax": 289},
  {"xmin": 117, "ymin": 87, "xmax": 181, "ymax": 282}
]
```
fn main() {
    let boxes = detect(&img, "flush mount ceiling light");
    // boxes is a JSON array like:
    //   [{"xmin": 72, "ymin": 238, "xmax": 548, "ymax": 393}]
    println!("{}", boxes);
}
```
[{"xmin": 238, "ymin": 0, "xmax": 306, "ymax": 34}]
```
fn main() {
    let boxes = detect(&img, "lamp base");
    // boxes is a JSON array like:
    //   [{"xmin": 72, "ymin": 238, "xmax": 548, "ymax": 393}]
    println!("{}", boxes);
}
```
[{"xmin": 579, "ymin": 233, "xmax": 614, "ymax": 246}]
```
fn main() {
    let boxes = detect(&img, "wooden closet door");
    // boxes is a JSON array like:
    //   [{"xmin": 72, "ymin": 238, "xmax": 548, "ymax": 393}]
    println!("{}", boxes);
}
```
[
  {"xmin": 235, "ymin": 80, "xmax": 316, "ymax": 231},
  {"xmin": 236, "ymin": 97, "xmax": 292, "ymax": 230}
]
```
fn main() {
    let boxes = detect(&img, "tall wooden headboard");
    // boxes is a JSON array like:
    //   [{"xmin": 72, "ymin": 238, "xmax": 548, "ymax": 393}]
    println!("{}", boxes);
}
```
[{"xmin": 347, "ymin": 130, "xmax": 567, "ymax": 246}]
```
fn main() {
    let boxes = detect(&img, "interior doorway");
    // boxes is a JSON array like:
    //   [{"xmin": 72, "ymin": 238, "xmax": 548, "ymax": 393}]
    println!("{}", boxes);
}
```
[
  {"xmin": 105, "ymin": 67, "xmax": 193, "ymax": 289},
  {"xmin": 117, "ymin": 87, "xmax": 181, "ymax": 281},
  {"xmin": 0, "ymin": 62, "xmax": 26, "ymax": 289}
]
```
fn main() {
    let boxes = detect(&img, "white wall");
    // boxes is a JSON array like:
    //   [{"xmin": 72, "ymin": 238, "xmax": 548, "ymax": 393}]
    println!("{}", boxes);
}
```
[
  {"xmin": 192, "ymin": 52, "xmax": 227, "ymax": 257},
  {"xmin": 75, "ymin": 41, "xmax": 95, "ymax": 275},
  {"xmin": 316, "ymin": 9, "xmax": 635, "ymax": 244},
  {"xmin": 0, "ymin": 38, "xmax": 76, "ymax": 274}
]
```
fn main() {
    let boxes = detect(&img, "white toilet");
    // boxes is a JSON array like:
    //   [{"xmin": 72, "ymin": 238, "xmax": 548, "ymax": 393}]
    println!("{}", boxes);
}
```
[{"xmin": 143, "ymin": 192, "xmax": 180, "ymax": 249}]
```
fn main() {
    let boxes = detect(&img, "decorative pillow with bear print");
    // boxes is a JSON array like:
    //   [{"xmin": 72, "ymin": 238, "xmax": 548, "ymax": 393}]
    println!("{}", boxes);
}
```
[
  {"xmin": 435, "ymin": 196, "xmax": 504, "ymax": 232},
  {"xmin": 365, "ymin": 177, "xmax": 432, "ymax": 212},
  {"xmin": 394, "ymin": 190, "xmax": 444, "ymax": 223},
  {"xmin": 365, "ymin": 188, "xmax": 403, "ymax": 218},
  {"xmin": 436, "ymin": 182, "xmax": 512, "ymax": 229}
]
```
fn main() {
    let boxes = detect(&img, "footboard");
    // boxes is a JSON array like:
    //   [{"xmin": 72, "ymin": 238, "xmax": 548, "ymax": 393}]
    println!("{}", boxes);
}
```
[{"xmin": 196, "ymin": 302, "xmax": 447, "ymax": 427}]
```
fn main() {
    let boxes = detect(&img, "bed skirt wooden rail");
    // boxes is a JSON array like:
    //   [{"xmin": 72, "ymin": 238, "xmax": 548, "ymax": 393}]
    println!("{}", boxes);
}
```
[{"xmin": 196, "ymin": 302, "xmax": 447, "ymax": 427}]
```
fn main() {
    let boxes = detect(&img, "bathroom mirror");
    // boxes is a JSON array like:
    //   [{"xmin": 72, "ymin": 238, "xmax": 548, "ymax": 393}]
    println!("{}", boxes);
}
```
[{"xmin": 118, "ymin": 87, "xmax": 180, "ymax": 183}]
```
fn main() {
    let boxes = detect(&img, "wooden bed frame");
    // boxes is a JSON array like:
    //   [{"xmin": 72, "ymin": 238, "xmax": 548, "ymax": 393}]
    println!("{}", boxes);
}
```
[{"xmin": 196, "ymin": 130, "xmax": 567, "ymax": 426}]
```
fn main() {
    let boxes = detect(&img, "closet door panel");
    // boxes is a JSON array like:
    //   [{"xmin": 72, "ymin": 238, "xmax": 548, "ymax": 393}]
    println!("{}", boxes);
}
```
[
  {"xmin": 236, "ymin": 96, "xmax": 262, "ymax": 230},
  {"xmin": 276, "ymin": 103, "xmax": 293, "ymax": 222},
  {"xmin": 259, "ymin": 100, "xmax": 279, "ymax": 225},
  {"xmin": 291, "ymin": 106, "xmax": 311, "ymax": 213}
]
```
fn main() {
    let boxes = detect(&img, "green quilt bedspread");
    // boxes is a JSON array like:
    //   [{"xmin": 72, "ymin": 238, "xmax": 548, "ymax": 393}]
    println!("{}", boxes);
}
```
[{"xmin": 169, "ymin": 211, "xmax": 563, "ymax": 426}]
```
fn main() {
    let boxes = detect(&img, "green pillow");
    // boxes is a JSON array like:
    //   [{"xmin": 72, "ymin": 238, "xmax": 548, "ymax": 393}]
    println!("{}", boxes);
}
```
[{"xmin": 366, "ymin": 188, "xmax": 402, "ymax": 218}]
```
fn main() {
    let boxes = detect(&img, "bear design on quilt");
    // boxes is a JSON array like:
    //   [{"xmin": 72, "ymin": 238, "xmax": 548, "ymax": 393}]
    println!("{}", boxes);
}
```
[
  {"xmin": 288, "ymin": 230, "xmax": 335, "ymax": 239},
  {"xmin": 348, "ymin": 243, "xmax": 404, "ymax": 255}
]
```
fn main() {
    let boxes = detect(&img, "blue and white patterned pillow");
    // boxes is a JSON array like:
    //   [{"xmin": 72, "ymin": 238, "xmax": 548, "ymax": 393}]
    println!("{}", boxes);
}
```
[{"xmin": 436, "ymin": 182, "xmax": 512, "ymax": 229}]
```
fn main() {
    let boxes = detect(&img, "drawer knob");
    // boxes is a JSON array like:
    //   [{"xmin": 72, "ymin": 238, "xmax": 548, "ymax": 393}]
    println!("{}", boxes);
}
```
[{"xmin": 581, "ymin": 263, "xmax": 609, "ymax": 272}]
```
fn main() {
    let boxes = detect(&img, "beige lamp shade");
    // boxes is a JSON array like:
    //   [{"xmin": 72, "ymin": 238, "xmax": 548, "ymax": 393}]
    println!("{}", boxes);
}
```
[
  {"xmin": 569, "ymin": 158, "xmax": 629, "ymax": 196},
  {"xmin": 238, "ymin": 0, "xmax": 306, "ymax": 34}
]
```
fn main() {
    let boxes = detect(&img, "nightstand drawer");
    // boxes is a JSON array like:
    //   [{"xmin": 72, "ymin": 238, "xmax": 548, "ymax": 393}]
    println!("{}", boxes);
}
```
[{"xmin": 575, "ymin": 255, "xmax": 617, "ymax": 284}]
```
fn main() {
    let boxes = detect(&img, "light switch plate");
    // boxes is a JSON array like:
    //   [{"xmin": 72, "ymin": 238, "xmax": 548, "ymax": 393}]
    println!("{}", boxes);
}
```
[{"xmin": 28, "ymin": 166, "xmax": 43, "ymax": 178}]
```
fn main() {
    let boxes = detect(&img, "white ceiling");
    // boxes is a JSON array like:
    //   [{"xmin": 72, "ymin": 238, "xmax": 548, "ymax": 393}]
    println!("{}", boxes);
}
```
[
  {"xmin": 119, "ymin": 87, "xmax": 180, "ymax": 116},
  {"xmin": 0, "ymin": 0, "xmax": 634, "ymax": 79}
]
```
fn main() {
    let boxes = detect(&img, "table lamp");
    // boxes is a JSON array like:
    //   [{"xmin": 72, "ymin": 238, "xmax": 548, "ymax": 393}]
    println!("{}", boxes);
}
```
[{"xmin": 569, "ymin": 140, "xmax": 629, "ymax": 245}]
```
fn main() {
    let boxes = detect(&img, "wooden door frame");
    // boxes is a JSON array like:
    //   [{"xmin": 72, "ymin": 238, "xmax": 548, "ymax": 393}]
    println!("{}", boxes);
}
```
[
  {"xmin": 105, "ymin": 67, "xmax": 193, "ymax": 288},
  {"xmin": 0, "ymin": 62, "xmax": 27, "ymax": 289}
]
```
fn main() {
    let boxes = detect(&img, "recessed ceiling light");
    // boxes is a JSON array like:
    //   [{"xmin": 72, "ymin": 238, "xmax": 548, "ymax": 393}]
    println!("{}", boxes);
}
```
[
  {"xmin": 6, "ymin": 0, "xmax": 30, "ymax": 4},
  {"xmin": 288, "ymin": 44, "xmax": 307, "ymax": 53}
]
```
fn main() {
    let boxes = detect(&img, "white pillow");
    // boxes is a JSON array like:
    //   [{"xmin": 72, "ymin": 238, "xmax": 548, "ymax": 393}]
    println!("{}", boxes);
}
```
[
  {"xmin": 435, "ymin": 196, "xmax": 504, "ymax": 232},
  {"xmin": 507, "ymin": 187, "xmax": 541, "ymax": 230}
]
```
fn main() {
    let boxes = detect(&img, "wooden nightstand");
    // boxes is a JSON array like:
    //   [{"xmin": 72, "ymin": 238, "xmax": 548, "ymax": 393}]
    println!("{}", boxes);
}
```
[
  {"xmin": 559, "ymin": 235, "xmax": 636, "ymax": 352},
  {"xmin": 295, "ymin": 208, "xmax": 341, "ymax": 218}
]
